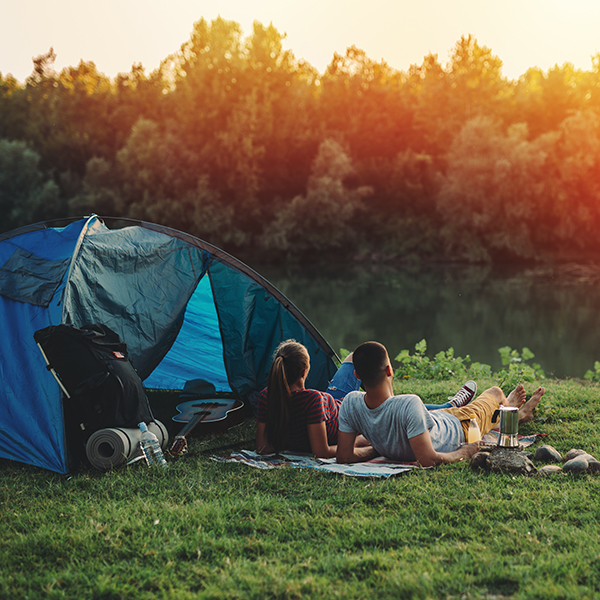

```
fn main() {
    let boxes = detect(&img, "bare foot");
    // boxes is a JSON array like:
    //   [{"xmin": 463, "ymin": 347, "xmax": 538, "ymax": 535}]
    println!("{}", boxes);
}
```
[
  {"xmin": 506, "ymin": 384, "xmax": 526, "ymax": 408},
  {"xmin": 518, "ymin": 387, "xmax": 545, "ymax": 424}
]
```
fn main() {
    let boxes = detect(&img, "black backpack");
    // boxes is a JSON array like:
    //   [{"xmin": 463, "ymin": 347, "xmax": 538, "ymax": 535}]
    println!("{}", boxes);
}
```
[{"xmin": 34, "ymin": 323, "xmax": 154, "ymax": 464}]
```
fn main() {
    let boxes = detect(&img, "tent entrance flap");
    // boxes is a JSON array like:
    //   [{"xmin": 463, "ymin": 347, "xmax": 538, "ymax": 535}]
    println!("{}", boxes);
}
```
[
  {"xmin": 61, "ymin": 224, "xmax": 209, "ymax": 380},
  {"xmin": 144, "ymin": 274, "xmax": 231, "ymax": 393}
]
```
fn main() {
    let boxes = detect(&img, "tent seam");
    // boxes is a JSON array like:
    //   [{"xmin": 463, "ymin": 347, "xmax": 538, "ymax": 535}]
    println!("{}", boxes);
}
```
[{"xmin": 60, "ymin": 215, "xmax": 98, "ymax": 323}]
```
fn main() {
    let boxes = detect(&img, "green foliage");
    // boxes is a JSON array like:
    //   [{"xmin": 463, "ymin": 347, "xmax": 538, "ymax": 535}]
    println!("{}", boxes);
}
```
[
  {"xmin": 339, "ymin": 347, "xmax": 351, "ymax": 362},
  {"xmin": 3, "ymin": 19, "xmax": 600, "ymax": 262},
  {"xmin": 394, "ymin": 339, "xmax": 491, "ymax": 381},
  {"xmin": 436, "ymin": 116, "xmax": 551, "ymax": 260},
  {"xmin": 584, "ymin": 361, "xmax": 600, "ymax": 382},
  {"xmin": 393, "ymin": 339, "xmax": 545, "ymax": 388},
  {"xmin": 261, "ymin": 139, "xmax": 372, "ymax": 256},
  {"xmin": 496, "ymin": 345, "xmax": 546, "ymax": 388},
  {"xmin": 0, "ymin": 139, "xmax": 63, "ymax": 232}
]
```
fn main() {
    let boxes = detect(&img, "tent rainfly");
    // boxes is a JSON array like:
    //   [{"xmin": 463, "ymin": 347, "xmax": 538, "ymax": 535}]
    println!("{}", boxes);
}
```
[{"xmin": 0, "ymin": 215, "xmax": 338, "ymax": 473}]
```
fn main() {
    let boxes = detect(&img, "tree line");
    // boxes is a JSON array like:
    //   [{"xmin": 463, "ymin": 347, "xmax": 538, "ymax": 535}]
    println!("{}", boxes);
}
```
[{"xmin": 2, "ymin": 17, "xmax": 600, "ymax": 263}]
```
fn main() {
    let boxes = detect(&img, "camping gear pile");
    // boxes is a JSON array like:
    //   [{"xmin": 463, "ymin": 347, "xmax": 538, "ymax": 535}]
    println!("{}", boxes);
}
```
[
  {"xmin": 0, "ymin": 215, "xmax": 337, "ymax": 474},
  {"xmin": 34, "ymin": 322, "xmax": 169, "ymax": 470}
]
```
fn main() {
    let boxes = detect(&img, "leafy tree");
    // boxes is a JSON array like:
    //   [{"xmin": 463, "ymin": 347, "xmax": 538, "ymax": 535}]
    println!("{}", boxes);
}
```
[
  {"xmin": 545, "ymin": 109, "xmax": 600, "ymax": 252},
  {"xmin": 513, "ymin": 63, "xmax": 588, "ymax": 139},
  {"xmin": 84, "ymin": 117, "xmax": 241, "ymax": 248},
  {"xmin": 67, "ymin": 157, "xmax": 123, "ymax": 217},
  {"xmin": 165, "ymin": 16, "xmax": 247, "ymax": 161},
  {"xmin": 356, "ymin": 149, "xmax": 442, "ymax": 256},
  {"xmin": 319, "ymin": 46, "xmax": 411, "ymax": 161},
  {"xmin": 436, "ymin": 117, "xmax": 551, "ymax": 260},
  {"xmin": 408, "ymin": 36, "xmax": 509, "ymax": 159},
  {"xmin": 139, "ymin": 175, "xmax": 241, "ymax": 248},
  {"xmin": 214, "ymin": 88, "xmax": 264, "ymax": 215},
  {"xmin": 262, "ymin": 139, "xmax": 371, "ymax": 256},
  {"xmin": 110, "ymin": 63, "xmax": 168, "ymax": 153},
  {"xmin": 243, "ymin": 21, "xmax": 321, "ymax": 203},
  {"xmin": 116, "ymin": 118, "xmax": 201, "ymax": 206},
  {"xmin": 0, "ymin": 73, "xmax": 27, "ymax": 140},
  {"xmin": 168, "ymin": 19, "xmax": 320, "ymax": 211},
  {"xmin": 445, "ymin": 34, "xmax": 508, "ymax": 119},
  {"xmin": 0, "ymin": 139, "xmax": 62, "ymax": 232},
  {"xmin": 20, "ymin": 51, "xmax": 116, "ymax": 175}
]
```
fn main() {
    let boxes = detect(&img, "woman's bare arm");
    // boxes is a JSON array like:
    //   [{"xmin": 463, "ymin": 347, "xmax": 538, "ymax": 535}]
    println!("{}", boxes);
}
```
[
  {"xmin": 255, "ymin": 422, "xmax": 275, "ymax": 454},
  {"xmin": 307, "ymin": 421, "xmax": 338, "ymax": 458}
]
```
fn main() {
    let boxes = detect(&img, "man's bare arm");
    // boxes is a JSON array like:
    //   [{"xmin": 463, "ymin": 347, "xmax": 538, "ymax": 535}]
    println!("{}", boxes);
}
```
[
  {"xmin": 409, "ymin": 431, "xmax": 479, "ymax": 467},
  {"xmin": 336, "ymin": 430, "xmax": 378, "ymax": 463}
]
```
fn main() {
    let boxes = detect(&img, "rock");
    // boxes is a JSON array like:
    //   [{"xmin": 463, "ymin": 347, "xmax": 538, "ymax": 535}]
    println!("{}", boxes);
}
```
[
  {"xmin": 521, "ymin": 451, "xmax": 535, "ymax": 461},
  {"xmin": 562, "ymin": 456, "xmax": 589, "ymax": 473},
  {"xmin": 537, "ymin": 465, "xmax": 562, "ymax": 475},
  {"xmin": 564, "ymin": 449, "xmax": 589, "ymax": 461},
  {"xmin": 534, "ymin": 445, "xmax": 563, "ymax": 463},
  {"xmin": 487, "ymin": 448, "xmax": 537, "ymax": 476},
  {"xmin": 471, "ymin": 452, "xmax": 490, "ymax": 469},
  {"xmin": 588, "ymin": 460, "xmax": 600, "ymax": 474}
]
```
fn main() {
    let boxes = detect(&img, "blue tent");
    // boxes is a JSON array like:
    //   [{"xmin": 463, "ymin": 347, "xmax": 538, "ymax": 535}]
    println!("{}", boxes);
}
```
[{"xmin": 0, "ymin": 216, "xmax": 338, "ymax": 474}]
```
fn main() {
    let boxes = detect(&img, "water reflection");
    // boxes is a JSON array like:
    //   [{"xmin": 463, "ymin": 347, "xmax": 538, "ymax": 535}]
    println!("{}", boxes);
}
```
[{"xmin": 253, "ymin": 262, "xmax": 600, "ymax": 379}]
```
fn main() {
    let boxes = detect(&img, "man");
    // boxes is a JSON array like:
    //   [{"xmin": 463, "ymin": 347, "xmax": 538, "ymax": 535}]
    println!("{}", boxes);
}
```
[{"xmin": 336, "ymin": 341, "xmax": 545, "ymax": 467}]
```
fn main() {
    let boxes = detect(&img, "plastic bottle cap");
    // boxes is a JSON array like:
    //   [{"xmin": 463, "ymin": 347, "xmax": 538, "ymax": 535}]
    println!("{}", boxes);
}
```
[{"xmin": 469, "ymin": 414, "xmax": 476, "ymax": 419}]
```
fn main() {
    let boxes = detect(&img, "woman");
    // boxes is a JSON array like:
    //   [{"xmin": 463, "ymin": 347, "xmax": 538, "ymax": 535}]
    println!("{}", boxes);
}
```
[
  {"xmin": 255, "ymin": 340, "xmax": 478, "ymax": 458},
  {"xmin": 255, "ymin": 340, "xmax": 368, "ymax": 458}
]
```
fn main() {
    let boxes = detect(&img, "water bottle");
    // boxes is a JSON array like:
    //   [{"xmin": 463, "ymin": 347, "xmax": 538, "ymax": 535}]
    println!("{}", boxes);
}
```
[
  {"xmin": 138, "ymin": 422, "xmax": 168, "ymax": 468},
  {"xmin": 467, "ymin": 414, "xmax": 481, "ymax": 443}
]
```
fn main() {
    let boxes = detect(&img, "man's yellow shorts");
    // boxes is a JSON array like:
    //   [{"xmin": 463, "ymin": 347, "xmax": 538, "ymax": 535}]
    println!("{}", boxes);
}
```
[{"xmin": 441, "ymin": 391, "xmax": 500, "ymax": 439}]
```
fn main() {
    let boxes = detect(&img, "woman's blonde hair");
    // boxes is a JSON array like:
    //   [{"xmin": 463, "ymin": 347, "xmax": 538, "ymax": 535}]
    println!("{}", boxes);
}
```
[{"xmin": 265, "ymin": 340, "xmax": 309, "ymax": 452}]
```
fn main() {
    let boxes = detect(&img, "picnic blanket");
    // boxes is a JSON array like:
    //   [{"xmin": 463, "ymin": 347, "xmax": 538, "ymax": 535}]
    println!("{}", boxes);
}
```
[
  {"xmin": 211, "ymin": 450, "xmax": 418, "ymax": 477},
  {"xmin": 481, "ymin": 431, "xmax": 541, "ymax": 446},
  {"xmin": 211, "ymin": 433, "xmax": 542, "ymax": 478}
]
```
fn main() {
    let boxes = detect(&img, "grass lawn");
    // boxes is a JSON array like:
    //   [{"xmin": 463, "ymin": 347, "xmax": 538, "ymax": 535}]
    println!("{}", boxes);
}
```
[{"xmin": 2, "ymin": 378, "xmax": 600, "ymax": 599}]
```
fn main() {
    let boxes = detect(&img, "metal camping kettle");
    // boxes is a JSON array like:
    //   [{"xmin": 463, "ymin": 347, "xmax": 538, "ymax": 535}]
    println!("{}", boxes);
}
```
[{"xmin": 492, "ymin": 406, "xmax": 519, "ymax": 448}]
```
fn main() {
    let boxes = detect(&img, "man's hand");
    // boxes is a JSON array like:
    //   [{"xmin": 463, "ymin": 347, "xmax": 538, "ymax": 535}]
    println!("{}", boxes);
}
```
[
  {"xmin": 409, "ymin": 431, "xmax": 480, "ymax": 467},
  {"xmin": 456, "ymin": 442, "xmax": 481, "ymax": 461}
]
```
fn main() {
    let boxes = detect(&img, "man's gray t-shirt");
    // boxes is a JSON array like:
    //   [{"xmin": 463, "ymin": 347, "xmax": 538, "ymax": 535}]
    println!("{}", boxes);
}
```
[{"xmin": 338, "ymin": 391, "xmax": 464, "ymax": 461}]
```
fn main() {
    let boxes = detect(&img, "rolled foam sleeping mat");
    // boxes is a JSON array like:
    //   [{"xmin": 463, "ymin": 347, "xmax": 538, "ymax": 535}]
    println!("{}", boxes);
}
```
[{"xmin": 85, "ymin": 420, "xmax": 169, "ymax": 471}]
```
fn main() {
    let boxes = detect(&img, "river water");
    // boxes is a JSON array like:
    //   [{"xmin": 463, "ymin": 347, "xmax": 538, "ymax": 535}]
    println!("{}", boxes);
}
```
[{"xmin": 253, "ymin": 261, "xmax": 600, "ymax": 380}]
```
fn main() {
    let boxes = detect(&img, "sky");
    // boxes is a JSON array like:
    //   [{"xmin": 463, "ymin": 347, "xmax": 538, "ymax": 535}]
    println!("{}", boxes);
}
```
[{"xmin": 2, "ymin": 0, "xmax": 600, "ymax": 83}]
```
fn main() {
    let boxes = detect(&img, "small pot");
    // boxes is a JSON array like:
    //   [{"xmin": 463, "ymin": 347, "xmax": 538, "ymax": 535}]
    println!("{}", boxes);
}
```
[{"xmin": 492, "ymin": 406, "xmax": 519, "ymax": 448}]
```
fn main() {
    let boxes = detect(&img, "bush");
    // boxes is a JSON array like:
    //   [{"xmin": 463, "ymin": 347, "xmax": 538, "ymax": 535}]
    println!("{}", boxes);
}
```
[
  {"xmin": 392, "ymin": 339, "xmax": 543, "ymax": 387},
  {"xmin": 393, "ymin": 339, "xmax": 491, "ymax": 381}
]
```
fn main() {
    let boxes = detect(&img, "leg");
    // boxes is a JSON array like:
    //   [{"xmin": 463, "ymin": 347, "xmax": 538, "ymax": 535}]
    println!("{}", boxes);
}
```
[
  {"xmin": 442, "ymin": 389, "xmax": 501, "ymax": 438},
  {"xmin": 442, "ymin": 385, "xmax": 544, "ymax": 439},
  {"xmin": 327, "ymin": 354, "xmax": 361, "ymax": 400},
  {"xmin": 472, "ymin": 385, "xmax": 526, "ymax": 430},
  {"xmin": 505, "ymin": 384, "xmax": 526, "ymax": 408},
  {"xmin": 518, "ymin": 387, "xmax": 545, "ymax": 423},
  {"xmin": 424, "ymin": 380, "xmax": 477, "ymax": 410},
  {"xmin": 424, "ymin": 402, "xmax": 453, "ymax": 410}
]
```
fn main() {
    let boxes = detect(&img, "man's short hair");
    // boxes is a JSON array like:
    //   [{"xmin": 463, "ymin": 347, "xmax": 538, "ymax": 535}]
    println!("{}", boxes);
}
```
[{"xmin": 352, "ymin": 341, "xmax": 389, "ymax": 387}]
